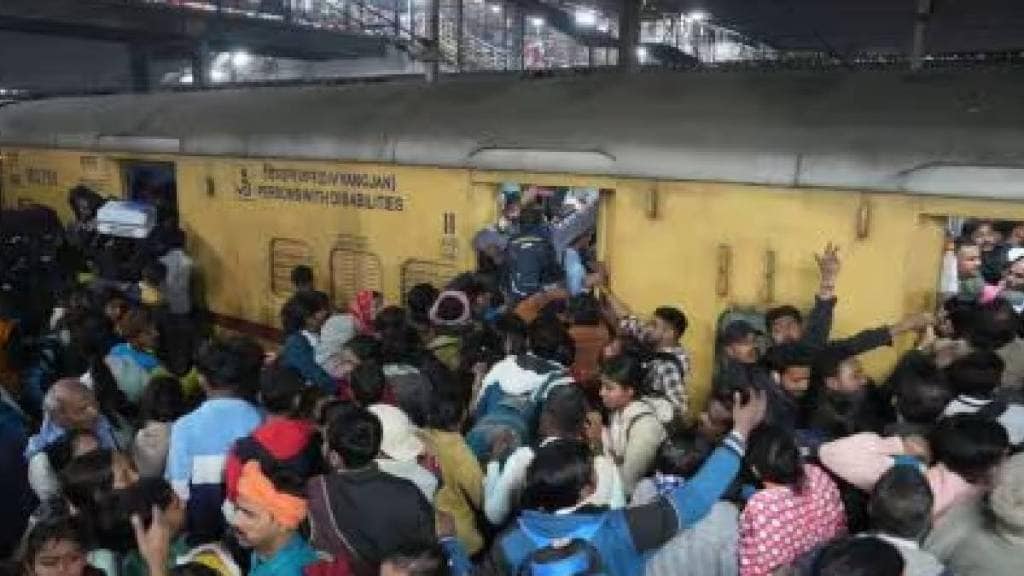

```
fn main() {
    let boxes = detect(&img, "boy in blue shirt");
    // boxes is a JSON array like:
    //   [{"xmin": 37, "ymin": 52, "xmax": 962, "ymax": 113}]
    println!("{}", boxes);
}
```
[{"xmin": 166, "ymin": 337, "xmax": 264, "ymax": 544}]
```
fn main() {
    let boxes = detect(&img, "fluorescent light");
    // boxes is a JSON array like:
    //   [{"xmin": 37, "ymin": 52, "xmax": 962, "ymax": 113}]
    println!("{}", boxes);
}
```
[
  {"xmin": 529, "ymin": 16, "xmax": 545, "ymax": 28},
  {"xmin": 574, "ymin": 9, "xmax": 597, "ymax": 27},
  {"xmin": 489, "ymin": 4, "xmax": 501, "ymax": 14},
  {"xmin": 687, "ymin": 11, "xmax": 708, "ymax": 22},
  {"xmin": 597, "ymin": 20, "xmax": 609, "ymax": 32},
  {"xmin": 636, "ymin": 46, "xmax": 648, "ymax": 61}
]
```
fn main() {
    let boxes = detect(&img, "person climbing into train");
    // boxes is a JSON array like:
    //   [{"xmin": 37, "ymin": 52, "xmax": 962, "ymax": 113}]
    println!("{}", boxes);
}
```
[
  {"xmin": 483, "ymin": 384, "xmax": 624, "ymax": 527},
  {"xmin": 964, "ymin": 219, "xmax": 1009, "ymax": 285},
  {"xmin": 473, "ymin": 183, "xmax": 523, "ymax": 277},
  {"xmin": 956, "ymin": 238, "xmax": 987, "ymax": 301},
  {"xmin": 467, "ymin": 317, "xmax": 574, "ymax": 461},
  {"xmin": 562, "ymin": 230, "xmax": 602, "ymax": 297},
  {"xmin": 503, "ymin": 205, "xmax": 561, "ymax": 306}
]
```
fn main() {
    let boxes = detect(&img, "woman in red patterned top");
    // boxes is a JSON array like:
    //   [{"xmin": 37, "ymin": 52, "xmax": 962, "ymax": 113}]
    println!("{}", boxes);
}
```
[{"xmin": 739, "ymin": 424, "xmax": 846, "ymax": 576}]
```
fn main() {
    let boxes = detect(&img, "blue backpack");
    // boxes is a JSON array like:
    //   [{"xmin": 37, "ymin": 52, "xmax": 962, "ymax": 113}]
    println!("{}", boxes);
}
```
[
  {"xmin": 466, "ymin": 370, "xmax": 569, "ymax": 463},
  {"xmin": 517, "ymin": 515, "xmax": 608, "ymax": 576}
]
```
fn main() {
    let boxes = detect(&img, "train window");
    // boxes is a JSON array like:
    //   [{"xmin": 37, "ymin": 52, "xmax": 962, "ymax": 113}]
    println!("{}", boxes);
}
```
[
  {"xmin": 401, "ymin": 259, "xmax": 457, "ymax": 303},
  {"xmin": 941, "ymin": 218, "xmax": 1024, "ymax": 312},
  {"xmin": 270, "ymin": 238, "xmax": 313, "ymax": 297},
  {"xmin": 478, "ymin": 182, "xmax": 601, "ymax": 274},
  {"xmin": 330, "ymin": 248, "xmax": 383, "ymax": 309},
  {"xmin": 122, "ymin": 161, "xmax": 177, "ymax": 223}
]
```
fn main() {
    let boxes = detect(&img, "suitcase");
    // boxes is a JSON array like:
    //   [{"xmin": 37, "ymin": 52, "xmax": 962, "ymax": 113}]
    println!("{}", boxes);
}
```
[{"xmin": 96, "ymin": 201, "xmax": 156, "ymax": 239}]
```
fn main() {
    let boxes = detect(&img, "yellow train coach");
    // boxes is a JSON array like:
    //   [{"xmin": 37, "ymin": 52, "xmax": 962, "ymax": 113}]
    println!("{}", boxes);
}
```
[{"xmin": 3, "ymin": 68, "xmax": 1024, "ymax": 410}]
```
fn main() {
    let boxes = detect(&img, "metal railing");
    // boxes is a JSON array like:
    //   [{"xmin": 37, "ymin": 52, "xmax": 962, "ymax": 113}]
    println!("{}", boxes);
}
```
[{"xmin": 111, "ymin": 1, "xmax": 777, "ymax": 71}]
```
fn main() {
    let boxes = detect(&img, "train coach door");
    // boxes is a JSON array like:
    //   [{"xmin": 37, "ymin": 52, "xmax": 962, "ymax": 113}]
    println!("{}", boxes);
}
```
[
  {"xmin": 122, "ymin": 160, "xmax": 178, "ymax": 224},
  {"xmin": 469, "ymin": 177, "xmax": 608, "ymax": 295}
]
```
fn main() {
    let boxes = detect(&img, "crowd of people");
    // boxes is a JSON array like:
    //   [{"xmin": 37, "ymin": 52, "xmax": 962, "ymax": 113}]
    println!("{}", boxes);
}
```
[{"xmin": 1, "ymin": 186, "xmax": 1024, "ymax": 576}]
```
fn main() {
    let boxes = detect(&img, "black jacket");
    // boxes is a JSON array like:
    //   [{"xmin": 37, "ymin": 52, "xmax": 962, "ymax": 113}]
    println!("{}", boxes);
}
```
[{"xmin": 307, "ymin": 465, "xmax": 437, "ymax": 570}]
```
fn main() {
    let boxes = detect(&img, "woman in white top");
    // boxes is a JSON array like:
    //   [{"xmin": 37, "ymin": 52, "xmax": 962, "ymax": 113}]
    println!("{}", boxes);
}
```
[{"xmin": 600, "ymin": 353, "xmax": 674, "ymax": 495}]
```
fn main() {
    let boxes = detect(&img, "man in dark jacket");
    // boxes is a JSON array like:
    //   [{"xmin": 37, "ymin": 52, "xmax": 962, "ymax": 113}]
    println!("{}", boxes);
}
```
[
  {"xmin": 307, "ymin": 403, "xmax": 436, "ymax": 571},
  {"xmin": 765, "ymin": 242, "xmax": 933, "ymax": 364}
]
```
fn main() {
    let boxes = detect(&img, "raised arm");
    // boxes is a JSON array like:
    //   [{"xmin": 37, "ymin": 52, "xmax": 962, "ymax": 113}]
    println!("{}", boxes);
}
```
[
  {"xmin": 817, "ymin": 432, "xmax": 906, "ymax": 491},
  {"xmin": 622, "ymin": 389, "xmax": 767, "ymax": 554},
  {"xmin": 826, "ymin": 312, "xmax": 934, "ymax": 359},
  {"xmin": 803, "ymin": 243, "xmax": 841, "ymax": 347}
]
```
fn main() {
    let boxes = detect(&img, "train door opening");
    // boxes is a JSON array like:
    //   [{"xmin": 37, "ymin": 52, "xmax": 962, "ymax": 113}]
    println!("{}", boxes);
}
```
[
  {"xmin": 939, "ymin": 217, "xmax": 1024, "ymax": 311},
  {"xmin": 122, "ymin": 160, "xmax": 178, "ymax": 225},
  {"xmin": 478, "ymin": 182, "xmax": 606, "ymax": 288}
]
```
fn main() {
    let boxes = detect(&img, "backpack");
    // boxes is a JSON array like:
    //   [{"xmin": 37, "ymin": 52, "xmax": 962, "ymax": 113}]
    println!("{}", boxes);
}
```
[
  {"xmin": 505, "ymin": 234, "xmax": 557, "ymax": 303},
  {"xmin": 466, "ymin": 370, "xmax": 570, "ymax": 462},
  {"xmin": 517, "ymin": 515, "xmax": 608, "ymax": 576}
]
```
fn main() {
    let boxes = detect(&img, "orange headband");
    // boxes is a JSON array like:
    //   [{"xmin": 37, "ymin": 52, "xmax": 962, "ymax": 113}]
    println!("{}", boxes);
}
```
[{"xmin": 236, "ymin": 461, "xmax": 308, "ymax": 530}]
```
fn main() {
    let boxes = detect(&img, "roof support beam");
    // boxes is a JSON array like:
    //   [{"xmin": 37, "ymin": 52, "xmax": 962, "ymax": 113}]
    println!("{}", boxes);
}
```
[
  {"xmin": 619, "ymin": 0, "xmax": 641, "ymax": 70},
  {"xmin": 911, "ymin": 0, "xmax": 933, "ymax": 70}
]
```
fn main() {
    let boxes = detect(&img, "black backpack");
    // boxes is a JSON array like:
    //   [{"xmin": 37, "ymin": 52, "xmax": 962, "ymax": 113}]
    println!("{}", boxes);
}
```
[{"xmin": 517, "ymin": 515, "xmax": 608, "ymax": 576}]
